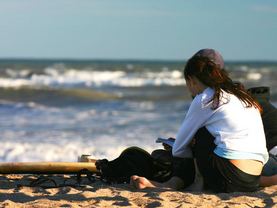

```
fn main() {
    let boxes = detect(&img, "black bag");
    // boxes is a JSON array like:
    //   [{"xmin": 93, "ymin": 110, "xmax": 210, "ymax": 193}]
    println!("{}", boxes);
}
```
[
  {"xmin": 95, "ymin": 146, "xmax": 173, "ymax": 183},
  {"xmin": 248, "ymin": 86, "xmax": 277, "ymax": 151}
]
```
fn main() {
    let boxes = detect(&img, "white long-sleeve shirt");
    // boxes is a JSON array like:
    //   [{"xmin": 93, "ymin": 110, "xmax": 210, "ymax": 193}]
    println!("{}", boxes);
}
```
[{"xmin": 172, "ymin": 87, "xmax": 269, "ymax": 164}]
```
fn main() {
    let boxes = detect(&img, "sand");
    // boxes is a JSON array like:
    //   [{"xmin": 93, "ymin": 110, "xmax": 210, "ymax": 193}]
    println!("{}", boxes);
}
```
[{"xmin": 0, "ymin": 174, "xmax": 276, "ymax": 208}]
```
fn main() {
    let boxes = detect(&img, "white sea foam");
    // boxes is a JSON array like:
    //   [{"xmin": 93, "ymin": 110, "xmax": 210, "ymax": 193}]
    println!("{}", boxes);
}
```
[
  {"xmin": 246, "ymin": 72, "xmax": 262, "ymax": 80},
  {"xmin": 1, "ymin": 68, "xmax": 185, "ymax": 88},
  {"xmin": 0, "ymin": 138, "xmax": 158, "ymax": 162},
  {"xmin": 3, "ymin": 65, "xmax": 276, "ymax": 89},
  {"xmin": 0, "ymin": 102, "xmax": 170, "ymax": 162},
  {"xmin": 0, "ymin": 77, "xmax": 33, "ymax": 88}
]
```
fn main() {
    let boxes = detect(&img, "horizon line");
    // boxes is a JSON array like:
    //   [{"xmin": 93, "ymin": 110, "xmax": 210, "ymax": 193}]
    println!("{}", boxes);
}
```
[{"xmin": 0, "ymin": 57, "xmax": 277, "ymax": 63}]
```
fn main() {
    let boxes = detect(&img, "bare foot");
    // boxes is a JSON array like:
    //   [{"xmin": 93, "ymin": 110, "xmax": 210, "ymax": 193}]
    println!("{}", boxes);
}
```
[{"xmin": 130, "ymin": 175, "xmax": 156, "ymax": 189}]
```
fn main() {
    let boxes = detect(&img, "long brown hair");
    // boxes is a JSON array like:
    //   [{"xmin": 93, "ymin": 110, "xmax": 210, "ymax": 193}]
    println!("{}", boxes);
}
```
[{"xmin": 184, "ymin": 56, "xmax": 262, "ymax": 111}]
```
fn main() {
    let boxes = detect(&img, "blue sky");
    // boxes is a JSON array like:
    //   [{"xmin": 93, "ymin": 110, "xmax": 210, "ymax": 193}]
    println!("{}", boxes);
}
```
[{"xmin": 0, "ymin": 0, "xmax": 276, "ymax": 60}]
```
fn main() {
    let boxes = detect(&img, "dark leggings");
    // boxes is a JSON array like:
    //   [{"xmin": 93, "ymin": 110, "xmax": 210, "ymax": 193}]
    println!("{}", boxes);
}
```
[{"xmin": 193, "ymin": 127, "xmax": 260, "ymax": 193}]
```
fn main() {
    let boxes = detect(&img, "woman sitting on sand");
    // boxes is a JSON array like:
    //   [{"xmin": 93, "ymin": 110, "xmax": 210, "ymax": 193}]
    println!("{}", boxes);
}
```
[{"xmin": 130, "ymin": 49, "xmax": 269, "ymax": 193}]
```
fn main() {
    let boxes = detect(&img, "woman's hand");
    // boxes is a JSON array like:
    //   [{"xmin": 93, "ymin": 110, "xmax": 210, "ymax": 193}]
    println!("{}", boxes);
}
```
[{"xmin": 162, "ymin": 137, "xmax": 175, "ymax": 151}]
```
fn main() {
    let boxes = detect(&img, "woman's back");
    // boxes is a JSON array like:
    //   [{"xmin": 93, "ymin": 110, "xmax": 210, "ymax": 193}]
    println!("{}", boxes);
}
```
[{"xmin": 204, "ymin": 90, "xmax": 268, "ymax": 161}]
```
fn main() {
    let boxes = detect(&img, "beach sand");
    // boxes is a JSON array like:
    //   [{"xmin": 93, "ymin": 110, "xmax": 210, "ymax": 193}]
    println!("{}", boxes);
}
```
[{"xmin": 0, "ymin": 174, "xmax": 276, "ymax": 208}]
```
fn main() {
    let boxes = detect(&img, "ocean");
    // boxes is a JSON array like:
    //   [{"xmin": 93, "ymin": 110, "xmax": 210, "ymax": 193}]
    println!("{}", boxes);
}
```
[{"xmin": 0, "ymin": 59, "xmax": 276, "ymax": 162}]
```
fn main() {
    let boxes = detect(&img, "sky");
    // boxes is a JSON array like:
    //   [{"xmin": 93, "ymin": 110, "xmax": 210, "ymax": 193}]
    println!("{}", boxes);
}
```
[{"xmin": 0, "ymin": 0, "xmax": 276, "ymax": 61}]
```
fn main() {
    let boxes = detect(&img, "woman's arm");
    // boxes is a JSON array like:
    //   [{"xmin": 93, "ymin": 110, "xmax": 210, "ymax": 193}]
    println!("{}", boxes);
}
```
[{"xmin": 173, "ymin": 95, "xmax": 213, "ymax": 158}]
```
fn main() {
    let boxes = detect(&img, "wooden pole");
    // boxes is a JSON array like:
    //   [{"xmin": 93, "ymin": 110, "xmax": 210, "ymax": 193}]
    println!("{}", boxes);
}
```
[{"xmin": 0, "ymin": 162, "xmax": 99, "ymax": 174}]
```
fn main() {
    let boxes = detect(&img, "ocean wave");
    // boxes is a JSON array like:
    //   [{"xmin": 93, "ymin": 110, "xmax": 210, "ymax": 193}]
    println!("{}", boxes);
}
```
[
  {"xmin": 0, "ymin": 86, "xmax": 119, "ymax": 106},
  {"xmin": 1, "ymin": 63, "xmax": 277, "ymax": 104},
  {"xmin": 0, "ymin": 138, "xmax": 158, "ymax": 162},
  {"xmin": 1, "ymin": 68, "xmax": 185, "ymax": 88},
  {"xmin": 2, "ymin": 63, "xmax": 277, "ymax": 89}
]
